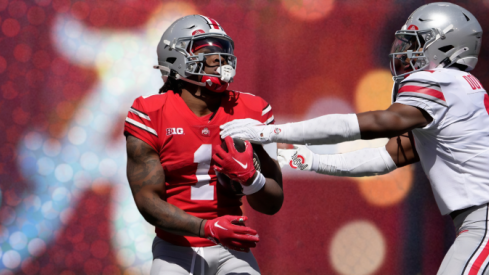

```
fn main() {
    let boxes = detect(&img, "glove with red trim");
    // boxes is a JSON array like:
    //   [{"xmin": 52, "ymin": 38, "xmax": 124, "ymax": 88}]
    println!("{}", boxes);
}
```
[
  {"xmin": 204, "ymin": 215, "xmax": 259, "ymax": 252},
  {"xmin": 213, "ymin": 136, "xmax": 257, "ymax": 186},
  {"xmin": 278, "ymin": 145, "xmax": 317, "ymax": 171}
]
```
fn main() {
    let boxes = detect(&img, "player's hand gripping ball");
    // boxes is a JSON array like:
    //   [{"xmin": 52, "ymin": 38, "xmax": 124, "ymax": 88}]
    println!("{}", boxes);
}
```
[
  {"xmin": 204, "ymin": 215, "xmax": 259, "ymax": 252},
  {"xmin": 213, "ymin": 137, "xmax": 261, "ymax": 196}
]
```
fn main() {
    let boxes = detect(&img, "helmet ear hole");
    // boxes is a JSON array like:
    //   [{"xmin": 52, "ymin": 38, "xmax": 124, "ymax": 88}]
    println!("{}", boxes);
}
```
[
  {"xmin": 439, "ymin": 45, "xmax": 454, "ymax": 53},
  {"xmin": 166, "ymin": 57, "xmax": 176, "ymax": 64}
]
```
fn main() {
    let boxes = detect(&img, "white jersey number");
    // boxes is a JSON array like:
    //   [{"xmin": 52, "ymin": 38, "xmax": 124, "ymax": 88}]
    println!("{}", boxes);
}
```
[{"xmin": 191, "ymin": 144, "xmax": 214, "ymax": 200}]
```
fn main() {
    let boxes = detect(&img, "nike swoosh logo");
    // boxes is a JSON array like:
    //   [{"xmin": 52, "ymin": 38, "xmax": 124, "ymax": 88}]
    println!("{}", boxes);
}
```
[
  {"xmin": 232, "ymin": 157, "xmax": 248, "ymax": 169},
  {"xmin": 215, "ymin": 221, "xmax": 227, "ymax": 230}
]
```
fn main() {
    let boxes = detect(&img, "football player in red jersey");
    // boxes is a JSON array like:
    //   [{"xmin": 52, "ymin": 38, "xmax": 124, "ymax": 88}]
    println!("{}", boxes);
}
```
[{"xmin": 124, "ymin": 15, "xmax": 283, "ymax": 275}]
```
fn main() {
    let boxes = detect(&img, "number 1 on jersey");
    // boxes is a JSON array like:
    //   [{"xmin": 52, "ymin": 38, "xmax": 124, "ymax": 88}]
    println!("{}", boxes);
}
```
[{"xmin": 191, "ymin": 144, "xmax": 214, "ymax": 200}]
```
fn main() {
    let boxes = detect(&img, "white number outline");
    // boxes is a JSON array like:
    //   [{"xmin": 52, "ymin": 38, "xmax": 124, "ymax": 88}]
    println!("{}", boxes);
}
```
[{"xmin": 191, "ymin": 144, "xmax": 214, "ymax": 200}]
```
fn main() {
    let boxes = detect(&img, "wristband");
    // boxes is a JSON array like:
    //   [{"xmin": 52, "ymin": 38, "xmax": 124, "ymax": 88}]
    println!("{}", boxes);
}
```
[{"xmin": 242, "ymin": 171, "xmax": 266, "ymax": 195}]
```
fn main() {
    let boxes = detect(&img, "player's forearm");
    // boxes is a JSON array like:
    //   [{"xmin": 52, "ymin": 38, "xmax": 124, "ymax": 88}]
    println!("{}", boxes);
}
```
[
  {"xmin": 357, "ymin": 104, "xmax": 432, "ymax": 140},
  {"xmin": 357, "ymin": 111, "xmax": 410, "ymax": 139},
  {"xmin": 128, "ymin": 161, "xmax": 203, "ymax": 237},
  {"xmin": 314, "ymin": 147, "xmax": 397, "ymax": 177},
  {"xmin": 246, "ymin": 178, "xmax": 283, "ymax": 215},
  {"xmin": 271, "ymin": 114, "xmax": 361, "ymax": 145},
  {"xmin": 246, "ymin": 154, "xmax": 283, "ymax": 215},
  {"xmin": 126, "ymin": 135, "xmax": 205, "ymax": 237},
  {"xmin": 134, "ymin": 191, "xmax": 205, "ymax": 237}
]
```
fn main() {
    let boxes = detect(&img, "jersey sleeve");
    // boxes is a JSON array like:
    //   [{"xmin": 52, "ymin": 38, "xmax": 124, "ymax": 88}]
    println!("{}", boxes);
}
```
[
  {"xmin": 396, "ymin": 79, "xmax": 448, "ymax": 129},
  {"xmin": 255, "ymin": 97, "xmax": 277, "ymax": 158},
  {"xmin": 260, "ymin": 99, "xmax": 275, "ymax": 125},
  {"xmin": 124, "ymin": 97, "xmax": 160, "ymax": 151}
]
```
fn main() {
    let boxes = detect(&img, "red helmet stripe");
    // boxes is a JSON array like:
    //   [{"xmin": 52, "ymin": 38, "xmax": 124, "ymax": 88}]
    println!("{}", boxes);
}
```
[
  {"xmin": 200, "ymin": 15, "xmax": 220, "ymax": 30},
  {"xmin": 208, "ymin": 17, "xmax": 220, "ymax": 30}
]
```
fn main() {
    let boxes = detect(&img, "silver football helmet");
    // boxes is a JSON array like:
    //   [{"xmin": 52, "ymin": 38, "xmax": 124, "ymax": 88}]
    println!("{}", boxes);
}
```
[
  {"xmin": 154, "ymin": 15, "xmax": 237, "ymax": 92},
  {"xmin": 390, "ymin": 2, "xmax": 482, "ymax": 81}
]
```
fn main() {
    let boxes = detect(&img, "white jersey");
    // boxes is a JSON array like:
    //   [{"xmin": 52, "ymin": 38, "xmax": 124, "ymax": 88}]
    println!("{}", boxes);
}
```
[{"xmin": 395, "ymin": 68, "xmax": 489, "ymax": 215}]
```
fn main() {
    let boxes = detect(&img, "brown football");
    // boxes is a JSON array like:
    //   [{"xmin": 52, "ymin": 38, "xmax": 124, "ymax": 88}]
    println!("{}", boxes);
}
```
[{"xmin": 216, "ymin": 138, "xmax": 261, "ymax": 196}]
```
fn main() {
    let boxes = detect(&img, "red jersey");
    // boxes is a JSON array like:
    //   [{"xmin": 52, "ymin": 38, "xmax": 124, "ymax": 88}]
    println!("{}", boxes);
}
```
[{"xmin": 124, "ymin": 90, "xmax": 274, "ymax": 247}]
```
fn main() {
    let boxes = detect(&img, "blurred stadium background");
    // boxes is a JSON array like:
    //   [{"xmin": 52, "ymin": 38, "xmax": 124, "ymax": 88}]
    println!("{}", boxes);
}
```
[{"xmin": 1, "ymin": 0, "xmax": 488, "ymax": 274}]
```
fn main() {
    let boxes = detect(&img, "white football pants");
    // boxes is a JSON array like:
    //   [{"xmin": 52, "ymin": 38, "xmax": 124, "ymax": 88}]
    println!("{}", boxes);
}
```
[
  {"xmin": 438, "ymin": 204, "xmax": 489, "ymax": 275},
  {"xmin": 150, "ymin": 236, "xmax": 261, "ymax": 275}
]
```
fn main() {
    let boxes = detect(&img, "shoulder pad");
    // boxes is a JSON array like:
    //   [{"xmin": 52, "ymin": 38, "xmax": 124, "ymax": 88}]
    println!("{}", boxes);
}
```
[{"xmin": 402, "ymin": 70, "xmax": 452, "ymax": 85}]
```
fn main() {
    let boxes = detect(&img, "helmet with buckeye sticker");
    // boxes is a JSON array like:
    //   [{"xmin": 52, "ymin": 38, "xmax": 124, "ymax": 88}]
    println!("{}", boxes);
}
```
[
  {"xmin": 154, "ymin": 15, "xmax": 236, "ymax": 93},
  {"xmin": 389, "ymin": 2, "xmax": 482, "ymax": 81}
]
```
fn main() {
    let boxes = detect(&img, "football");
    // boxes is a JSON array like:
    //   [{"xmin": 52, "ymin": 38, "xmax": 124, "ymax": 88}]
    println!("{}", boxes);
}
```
[{"xmin": 216, "ymin": 138, "xmax": 261, "ymax": 196}]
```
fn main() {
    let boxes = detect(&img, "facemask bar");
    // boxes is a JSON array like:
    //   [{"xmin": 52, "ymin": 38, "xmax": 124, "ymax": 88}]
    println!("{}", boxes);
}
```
[
  {"xmin": 170, "ymin": 34, "xmax": 237, "ymax": 81},
  {"xmin": 186, "ymin": 52, "xmax": 237, "ymax": 80},
  {"xmin": 389, "ymin": 29, "xmax": 437, "ymax": 81}
]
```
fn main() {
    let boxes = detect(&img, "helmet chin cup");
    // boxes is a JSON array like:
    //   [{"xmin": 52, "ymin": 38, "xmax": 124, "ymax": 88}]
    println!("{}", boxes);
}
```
[
  {"xmin": 216, "ymin": 65, "xmax": 235, "ymax": 83},
  {"xmin": 202, "ymin": 75, "xmax": 228, "ymax": 93}
]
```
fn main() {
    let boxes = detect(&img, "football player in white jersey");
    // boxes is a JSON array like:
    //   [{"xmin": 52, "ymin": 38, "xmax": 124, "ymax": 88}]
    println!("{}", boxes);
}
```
[{"xmin": 220, "ymin": 2, "xmax": 489, "ymax": 274}]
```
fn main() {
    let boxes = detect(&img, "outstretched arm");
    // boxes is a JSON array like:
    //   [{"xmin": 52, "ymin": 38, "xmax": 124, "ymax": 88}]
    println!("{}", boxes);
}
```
[
  {"xmin": 358, "ymin": 103, "xmax": 433, "ymax": 140},
  {"xmin": 277, "ymin": 132, "xmax": 419, "ymax": 176},
  {"xmin": 221, "ymin": 103, "xmax": 432, "ymax": 145}
]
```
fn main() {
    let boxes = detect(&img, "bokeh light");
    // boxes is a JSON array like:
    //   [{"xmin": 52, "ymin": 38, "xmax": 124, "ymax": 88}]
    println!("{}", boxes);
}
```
[
  {"xmin": 357, "ymin": 165, "xmax": 413, "ymax": 206},
  {"xmin": 8, "ymin": 1, "xmax": 27, "ymax": 18},
  {"xmin": 2, "ymin": 81, "xmax": 18, "ymax": 99},
  {"xmin": 282, "ymin": 0, "xmax": 336, "ymax": 21},
  {"xmin": 355, "ymin": 70, "xmax": 393, "ymax": 113},
  {"xmin": 52, "ymin": 0, "xmax": 70, "ymax": 14},
  {"xmin": 351, "ymin": 69, "xmax": 413, "ymax": 206},
  {"xmin": 13, "ymin": 44, "xmax": 32, "ymax": 62},
  {"xmin": 28, "ymin": 238, "xmax": 46, "ymax": 258},
  {"xmin": 8, "ymin": 1, "xmax": 199, "ymax": 273},
  {"xmin": 24, "ymin": 132, "xmax": 43, "ymax": 151},
  {"xmin": 330, "ymin": 220, "xmax": 385, "ymax": 275},
  {"xmin": 2, "ymin": 18, "xmax": 20, "ymax": 37},
  {"xmin": 3, "ymin": 250, "xmax": 21, "ymax": 269},
  {"xmin": 27, "ymin": 6, "xmax": 46, "ymax": 25}
]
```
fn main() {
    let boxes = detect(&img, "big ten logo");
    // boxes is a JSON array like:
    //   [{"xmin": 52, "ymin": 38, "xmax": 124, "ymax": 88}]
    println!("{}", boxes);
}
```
[
  {"xmin": 463, "ymin": 75, "xmax": 483, "ymax": 90},
  {"xmin": 167, "ymin": 128, "xmax": 185, "ymax": 136}
]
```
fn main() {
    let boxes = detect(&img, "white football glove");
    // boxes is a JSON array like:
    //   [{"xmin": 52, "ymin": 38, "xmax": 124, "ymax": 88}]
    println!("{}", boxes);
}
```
[
  {"xmin": 277, "ymin": 145, "xmax": 318, "ymax": 171},
  {"xmin": 220, "ymin": 118, "xmax": 274, "ymax": 144}
]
